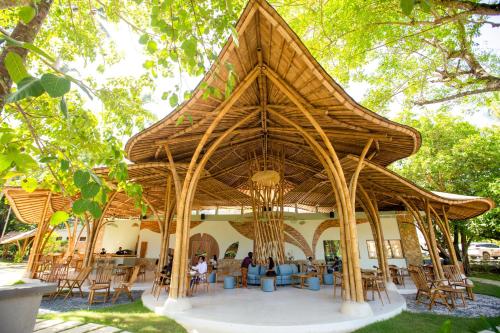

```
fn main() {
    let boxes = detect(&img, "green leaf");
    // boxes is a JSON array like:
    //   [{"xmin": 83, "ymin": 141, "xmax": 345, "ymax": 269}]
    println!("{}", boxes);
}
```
[
  {"xmin": 89, "ymin": 171, "xmax": 103, "ymax": 186},
  {"xmin": 143, "ymin": 60, "xmax": 155, "ymax": 69},
  {"xmin": 72, "ymin": 198, "xmax": 90, "ymax": 215},
  {"xmin": 6, "ymin": 76, "xmax": 45, "ymax": 103},
  {"xmin": 187, "ymin": 114, "xmax": 193, "ymax": 125},
  {"xmin": 73, "ymin": 169, "xmax": 90, "ymax": 188},
  {"xmin": 60, "ymin": 159, "xmax": 69, "ymax": 171},
  {"xmin": 400, "ymin": 0, "xmax": 415, "ymax": 15},
  {"xmin": 230, "ymin": 26, "xmax": 239, "ymax": 47},
  {"xmin": 81, "ymin": 182, "xmax": 100, "ymax": 199},
  {"xmin": 13, "ymin": 152, "xmax": 38, "ymax": 170},
  {"xmin": 181, "ymin": 38, "xmax": 197, "ymax": 58},
  {"xmin": 60, "ymin": 97, "xmax": 68, "ymax": 118},
  {"xmin": 175, "ymin": 114, "xmax": 185, "ymax": 126},
  {"xmin": 0, "ymin": 154, "xmax": 14, "ymax": 172},
  {"xmin": 19, "ymin": 6, "xmax": 36, "ymax": 24},
  {"xmin": 139, "ymin": 34, "xmax": 149, "ymax": 44},
  {"xmin": 169, "ymin": 93, "xmax": 178, "ymax": 107},
  {"xmin": 420, "ymin": 0, "xmax": 432, "ymax": 13},
  {"xmin": 39, "ymin": 156, "xmax": 57, "ymax": 163},
  {"xmin": 49, "ymin": 211, "xmax": 69, "ymax": 226},
  {"xmin": 40, "ymin": 73, "xmax": 71, "ymax": 98},
  {"xmin": 5, "ymin": 52, "xmax": 29, "ymax": 84},
  {"xmin": 21, "ymin": 177, "xmax": 37, "ymax": 192},
  {"xmin": 147, "ymin": 40, "xmax": 158, "ymax": 53},
  {"xmin": 88, "ymin": 201, "xmax": 102, "ymax": 219}
]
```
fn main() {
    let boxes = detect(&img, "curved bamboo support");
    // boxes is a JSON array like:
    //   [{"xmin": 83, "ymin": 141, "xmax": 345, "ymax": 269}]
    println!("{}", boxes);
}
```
[
  {"xmin": 358, "ymin": 186, "xmax": 389, "ymax": 282},
  {"xmin": 265, "ymin": 67, "xmax": 365, "ymax": 303},
  {"xmin": 430, "ymin": 205, "xmax": 459, "ymax": 267},
  {"xmin": 27, "ymin": 192, "xmax": 51, "ymax": 277},
  {"xmin": 398, "ymin": 196, "xmax": 444, "ymax": 279}
]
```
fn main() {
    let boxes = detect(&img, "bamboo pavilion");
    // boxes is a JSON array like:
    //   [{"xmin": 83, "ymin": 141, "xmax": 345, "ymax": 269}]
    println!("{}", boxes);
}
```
[{"xmin": 2, "ymin": 0, "xmax": 494, "ymax": 323}]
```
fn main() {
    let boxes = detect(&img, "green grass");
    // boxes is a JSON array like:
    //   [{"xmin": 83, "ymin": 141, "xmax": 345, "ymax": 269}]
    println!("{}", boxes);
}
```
[
  {"xmin": 354, "ymin": 311, "xmax": 500, "ymax": 333},
  {"xmin": 470, "ymin": 272, "xmax": 500, "ymax": 282},
  {"xmin": 38, "ymin": 300, "xmax": 187, "ymax": 333},
  {"xmin": 11, "ymin": 279, "xmax": 25, "ymax": 285},
  {"xmin": 472, "ymin": 280, "xmax": 500, "ymax": 298}
]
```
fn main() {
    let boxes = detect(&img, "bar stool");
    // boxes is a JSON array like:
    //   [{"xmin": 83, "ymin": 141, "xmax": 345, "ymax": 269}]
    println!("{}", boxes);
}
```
[
  {"xmin": 307, "ymin": 277, "xmax": 320, "ymax": 291},
  {"xmin": 224, "ymin": 275, "xmax": 235, "ymax": 289}
]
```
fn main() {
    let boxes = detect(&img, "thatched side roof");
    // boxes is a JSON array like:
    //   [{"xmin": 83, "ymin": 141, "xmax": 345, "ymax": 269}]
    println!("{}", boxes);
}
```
[
  {"xmin": 2, "ymin": 187, "xmax": 145, "ymax": 224},
  {"xmin": 0, "ymin": 229, "xmax": 37, "ymax": 245},
  {"xmin": 284, "ymin": 155, "xmax": 495, "ymax": 220}
]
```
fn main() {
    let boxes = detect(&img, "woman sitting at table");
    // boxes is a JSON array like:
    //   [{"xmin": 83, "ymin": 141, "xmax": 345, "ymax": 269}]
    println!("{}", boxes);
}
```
[
  {"xmin": 190, "ymin": 256, "xmax": 207, "ymax": 288},
  {"xmin": 306, "ymin": 256, "xmax": 317, "ymax": 273},
  {"xmin": 209, "ymin": 255, "xmax": 218, "ymax": 271},
  {"xmin": 265, "ymin": 257, "xmax": 277, "ymax": 277}
]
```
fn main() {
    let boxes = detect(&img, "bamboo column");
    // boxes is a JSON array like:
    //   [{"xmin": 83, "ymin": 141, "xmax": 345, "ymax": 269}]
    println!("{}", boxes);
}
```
[
  {"xmin": 430, "ymin": 205, "xmax": 459, "ymax": 267},
  {"xmin": 26, "ymin": 193, "xmax": 51, "ymax": 277},
  {"xmin": 357, "ymin": 187, "xmax": 390, "ymax": 283},
  {"xmin": 398, "ymin": 196, "xmax": 444, "ymax": 279}
]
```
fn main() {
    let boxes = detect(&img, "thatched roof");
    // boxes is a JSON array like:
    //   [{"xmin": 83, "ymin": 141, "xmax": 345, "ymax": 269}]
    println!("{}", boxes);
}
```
[
  {"xmin": 284, "ymin": 155, "xmax": 494, "ymax": 219},
  {"xmin": 2, "ymin": 187, "xmax": 145, "ymax": 224},
  {"xmin": 0, "ymin": 229, "xmax": 37, "ymax": 245},
  {"xmin": 125, "ymin": 0, "xmax": 420, "ymax": 174}
]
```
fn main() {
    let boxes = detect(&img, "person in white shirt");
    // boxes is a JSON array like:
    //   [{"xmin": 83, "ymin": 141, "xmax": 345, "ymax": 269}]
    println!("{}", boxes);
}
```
[{"xmin": 190, "ymin": 256, "xmax": 207, "ymax": 289}]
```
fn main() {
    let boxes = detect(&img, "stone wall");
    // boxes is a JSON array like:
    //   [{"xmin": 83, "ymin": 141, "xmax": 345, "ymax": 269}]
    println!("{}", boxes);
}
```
[{"xmin": 396, "ymin": 211, "xmax": 423, "ymax": 266}]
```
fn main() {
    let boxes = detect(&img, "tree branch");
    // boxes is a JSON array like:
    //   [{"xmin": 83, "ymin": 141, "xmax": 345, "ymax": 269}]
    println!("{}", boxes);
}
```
[
  {"xmin": 414, "ymin": 84, "xmax": 500, "ymax": 105},
  {"xmin": 436, "ymin": 0, "xmax": 500, "ymax": 16}
]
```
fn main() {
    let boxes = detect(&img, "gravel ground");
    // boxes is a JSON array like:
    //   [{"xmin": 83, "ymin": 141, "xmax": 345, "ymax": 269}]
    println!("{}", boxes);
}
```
[
  {"xmin": 404, "ymin": 293, "xmax": 500, "ymax": 317},
  {"xmin": 38, "ymin": 290, "xmax": 144, "ymax": 313}
]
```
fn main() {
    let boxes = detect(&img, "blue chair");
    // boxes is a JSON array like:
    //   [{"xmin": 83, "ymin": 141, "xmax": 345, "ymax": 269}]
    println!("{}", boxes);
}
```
[
  {"xmin": 323, "ymin": 273, "xmax": 334, "ymax": 285},
  {"xmin": 261, "ymin": 277, "xmax": 276, "ymax": 292},
  {"xmin": 224, "ymin": 275, "xmax": 235, "ymax": 289},
  {"xmin": 307, "ymin": 277, "xmax": 320, "ymax": 291},
  {"xmin": 208, "ymin": 271, "xmax": 217, "ymax": 283}
]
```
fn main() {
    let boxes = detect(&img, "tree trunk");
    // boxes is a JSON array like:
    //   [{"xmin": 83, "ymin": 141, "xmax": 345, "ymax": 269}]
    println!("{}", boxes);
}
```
[
  {"xmin": 0, "ymin": 0, "xmax": 53, "ymax": 109},
  {"xmin": 459, "ymin": 227, "xmax": 470, "ymax": 274},
  {"xmin": 453, "ymin": 223, "xmax": 462, "ymax": 261}
]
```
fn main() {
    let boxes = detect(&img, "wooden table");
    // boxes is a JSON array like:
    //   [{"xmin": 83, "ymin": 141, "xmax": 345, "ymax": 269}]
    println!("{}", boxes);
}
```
[{"xmin": 291, "ymin": 273, "xmax": 311, "ymax": 289}]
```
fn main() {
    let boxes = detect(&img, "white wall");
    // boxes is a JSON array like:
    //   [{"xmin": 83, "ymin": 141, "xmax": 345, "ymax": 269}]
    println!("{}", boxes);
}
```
[
  {"xmin": 101, "ymin": 219, "xmax": 140, "ymax": 253},
  {"xmin": 130, "ymin": 212, "xmax": 408, "ymax": 269}
]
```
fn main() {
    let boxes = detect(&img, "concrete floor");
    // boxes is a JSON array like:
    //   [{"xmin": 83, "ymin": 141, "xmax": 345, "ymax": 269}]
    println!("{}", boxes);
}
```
[{"xmin": 143, "ymin": 283, "xmax": 407, "ymax": 333}]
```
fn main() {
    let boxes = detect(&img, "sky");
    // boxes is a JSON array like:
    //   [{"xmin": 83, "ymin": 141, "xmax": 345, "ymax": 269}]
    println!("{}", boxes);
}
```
[{"xmin": 81, "ymin": 12, "xmax": 500, "ymax": 135}]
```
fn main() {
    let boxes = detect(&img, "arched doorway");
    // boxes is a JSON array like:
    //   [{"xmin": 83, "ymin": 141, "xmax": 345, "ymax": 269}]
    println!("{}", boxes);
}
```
[{"xmin": 188, "ymin": 233, "xmax": 219, "ymax": 265}]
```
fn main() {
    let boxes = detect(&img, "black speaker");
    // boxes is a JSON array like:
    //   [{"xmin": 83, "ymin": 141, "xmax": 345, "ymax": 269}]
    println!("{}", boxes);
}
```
[
  {"xmin": 201, "ymin": 213, "xmax": 206, "ymax": 220},
  {"xmin": 329, "ymin": 211, "xmax": 335, "ymax": 218}
]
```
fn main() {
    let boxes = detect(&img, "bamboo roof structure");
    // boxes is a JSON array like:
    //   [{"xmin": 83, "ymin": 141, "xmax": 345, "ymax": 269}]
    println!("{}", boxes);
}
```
[
  {"xmin": 284, "ymin": 155, "xmax": 494, "ymax": 219},
  {"xmin": 1, "ymin": 0, "xmax": 494, "ymax": 226},
  {"xmin": 122, "ymin": 0, "xmax": 493, "ymax": 220}
]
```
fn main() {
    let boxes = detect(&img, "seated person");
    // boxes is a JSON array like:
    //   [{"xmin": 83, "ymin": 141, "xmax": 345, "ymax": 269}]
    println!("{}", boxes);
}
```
[
  {"xmin": 209, "ymin": 255, "xmax": 218, "ymax": 271},
  {"xmin": 306, "ymin": 256, "xmax": 317, "ymax": 273},
  {"xmin": 116, "ymin": 246, "xmax": 125, "ymax": 255},
  {"xmin": 100, "ymin": 248, "xmax": 106, "ymax": 255},
  {"xmin": 332, "ymin": 255, "xmax": 342, "ymax": 272},
  {"xmin": 265, "ymin": 257, "xmax": 277, "ymax": 277},
  {"xmin": 190, "ymin": 256, "xmax": 207, "ymax": 288}
]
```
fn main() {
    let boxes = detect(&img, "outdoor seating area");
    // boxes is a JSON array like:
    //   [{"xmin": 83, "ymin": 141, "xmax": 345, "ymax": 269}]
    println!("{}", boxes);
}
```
[{"xmin": 0, "ymin": 1, "xmax": 497, "ymax": 333}]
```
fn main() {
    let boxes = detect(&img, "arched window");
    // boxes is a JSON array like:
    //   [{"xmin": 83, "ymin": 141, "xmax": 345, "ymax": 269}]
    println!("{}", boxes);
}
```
[{"xmin": 224, "ymin": 242, "xmax": 239, "ymax": 259}]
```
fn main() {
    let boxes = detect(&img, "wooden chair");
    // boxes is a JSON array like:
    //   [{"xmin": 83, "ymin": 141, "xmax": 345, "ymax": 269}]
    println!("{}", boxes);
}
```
[
  {"xmin": 409, "ymin": 266, "xmax": 452, "ymax": 311},
  {"xmin": 191, "ymin": 272, "xmax": 209, "ymax": 295},
  {"xmin": 88, "ymin": 266, "xmax": 113, "ymax": 305},
  {"xmin": 152, "ymin": 272, "xmax": 170, "ymax": 300},
  {"xmin": 111, "ymin": 265, "xmax": 140, "ymax": 303},
  {"xmin": 443, "ymin": 265, "xmax": 474, "ymax": 301},
  {"xmin": 389, "ymin": 265, "xmax": 405, "ymax": 287},
  {"xmin": 365, "ymin": 272, "xmax": 391, "ymax": 305},
  {"xmin": 138, "ymin": 264, "xmax": 147, "ymax": 281},
  {"xmin": 53, "ymin": 267, "xmax": 92, "ymax": 300},
  {"xmin": 333, "ymin": 271, "xmax": 344, "ymax": 298}
]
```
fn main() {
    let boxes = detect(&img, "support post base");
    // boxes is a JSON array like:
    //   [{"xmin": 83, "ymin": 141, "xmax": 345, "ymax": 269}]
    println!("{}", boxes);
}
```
[
  {"xmin": 386, "ymin": 281, "xmax": 398, "ymax": 292},
  {"xmin": 340, "ymin": 301, "xmax": 373, "ymax": 317},
  {"xmin": 161, "ymin": 297, "xmax": 192, "ymax": 314}
]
